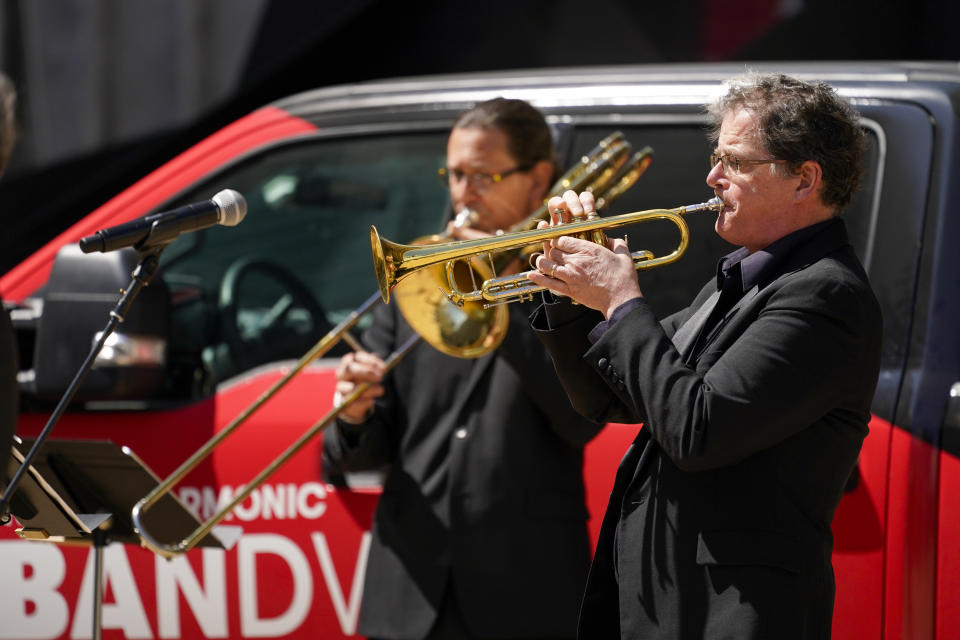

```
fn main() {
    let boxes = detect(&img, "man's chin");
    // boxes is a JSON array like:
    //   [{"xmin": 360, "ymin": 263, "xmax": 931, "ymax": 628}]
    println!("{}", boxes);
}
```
[
  {"xmin": 714, "ymin": 213, "xmax": 728, "ymax": 236},
  {"xmin": 715, "ymin": 216, "xmax": 738, "ymax": 245}
]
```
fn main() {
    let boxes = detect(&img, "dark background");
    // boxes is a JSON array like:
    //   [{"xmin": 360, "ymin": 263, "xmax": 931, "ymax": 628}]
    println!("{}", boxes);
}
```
[{"xmin": 1, "ymin": 0, "xmax": 958, "ymax": 276}]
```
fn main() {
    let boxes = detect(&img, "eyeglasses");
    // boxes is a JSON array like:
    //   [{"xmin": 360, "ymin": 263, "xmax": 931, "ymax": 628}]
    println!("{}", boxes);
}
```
[
  {"xmin": 437, "ymin": 164, "xmax": 532, "ymax": 189},
  {"xmin": 709, "ymin": 153, "xmax": 785, "ymax": 174}
]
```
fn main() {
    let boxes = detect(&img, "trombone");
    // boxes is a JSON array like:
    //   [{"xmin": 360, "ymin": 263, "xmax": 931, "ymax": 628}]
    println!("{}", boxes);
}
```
[
  {"xmin": 130, "ymin": 131, "xmax": 652, "ymax": 558},
  {"xmin": 371, "ymin": 198, "xmax": 723, "ymax": 308}
]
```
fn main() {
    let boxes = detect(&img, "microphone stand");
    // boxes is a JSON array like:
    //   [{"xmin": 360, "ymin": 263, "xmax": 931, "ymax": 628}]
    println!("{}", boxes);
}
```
[
  {"xmin": 0, "ymin": 243, "xmax": 164, "ymax": 521},
  {"xmin": 1, "ymin": 242, "xmax": 166, "ymax": 640}
]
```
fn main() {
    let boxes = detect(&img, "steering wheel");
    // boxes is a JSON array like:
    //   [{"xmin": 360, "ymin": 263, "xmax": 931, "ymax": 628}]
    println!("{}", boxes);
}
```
[{"xmin": 217, "ymin": 258, "xmax": 331, "ymax": 376}]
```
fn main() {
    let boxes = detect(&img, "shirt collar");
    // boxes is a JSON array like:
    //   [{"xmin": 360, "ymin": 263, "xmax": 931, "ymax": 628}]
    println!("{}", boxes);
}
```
[{"xmin": 715, "ymin": 218, "xmax": 837, "ymax": 293}]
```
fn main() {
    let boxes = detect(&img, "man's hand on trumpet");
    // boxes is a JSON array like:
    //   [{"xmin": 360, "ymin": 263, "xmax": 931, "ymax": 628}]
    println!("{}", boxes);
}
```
[
  {"xmin": 527, "ymin": 190, "xmax": 643, "ymax": 318},
  {"xmin": 335, "ymin": 351, "xmax": 386, "ymax": 423}
]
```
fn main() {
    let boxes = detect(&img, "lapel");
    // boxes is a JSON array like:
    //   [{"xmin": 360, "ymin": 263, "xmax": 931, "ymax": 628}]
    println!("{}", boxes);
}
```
[
  {"xmin": 670, "ymin": 290, "xmax": 721, "ymax": 360},
  {"xmin": 612, "ymin": 429, "xmax": 651, "ymax": 496},
  {"xmin": 690, "ymin": 283, "xmax": 760, "ymax": 360}
]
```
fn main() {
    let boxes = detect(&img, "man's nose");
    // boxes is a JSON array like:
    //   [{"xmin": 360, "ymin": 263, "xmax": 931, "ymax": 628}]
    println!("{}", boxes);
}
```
[
  {"xmin": 451, "ymin": 180, "xmax": 480, "ymax": 205},
  {"xmin": 706, "ymin": 163, "xmax": 724, "ymax": 189}
]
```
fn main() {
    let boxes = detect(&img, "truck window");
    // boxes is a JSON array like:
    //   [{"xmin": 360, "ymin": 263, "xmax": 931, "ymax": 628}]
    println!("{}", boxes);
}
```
[{"xmin": 155, "ymin": 132, "xmax": 450, "ymax": 393}]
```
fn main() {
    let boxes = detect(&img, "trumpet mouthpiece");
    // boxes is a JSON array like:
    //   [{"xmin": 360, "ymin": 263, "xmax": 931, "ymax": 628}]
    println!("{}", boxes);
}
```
[{"xmin": 685, "ymin": 197, "xmax": 723, "ymax": 213}]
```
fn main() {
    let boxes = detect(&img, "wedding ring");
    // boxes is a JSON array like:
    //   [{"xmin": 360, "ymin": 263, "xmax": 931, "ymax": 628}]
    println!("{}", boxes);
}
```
[{"xmin": 550, "ymin": 264, "xmax": 558, "ymax": 278}]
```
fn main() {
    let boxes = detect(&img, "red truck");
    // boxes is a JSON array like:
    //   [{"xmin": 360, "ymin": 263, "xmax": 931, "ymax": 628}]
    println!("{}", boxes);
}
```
[{"xmin": 2, "ymin": 61, "xmax": 959, "ymax": 639}]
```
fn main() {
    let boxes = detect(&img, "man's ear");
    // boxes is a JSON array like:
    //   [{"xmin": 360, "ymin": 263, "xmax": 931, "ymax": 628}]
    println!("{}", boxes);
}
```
[
  {"xmin": 794, "ymin": 160, "xmax": 823, "ymax": 203},
  {"xmin": 530, "ymin": 160, "xmax": 556, "ymax": 199}
]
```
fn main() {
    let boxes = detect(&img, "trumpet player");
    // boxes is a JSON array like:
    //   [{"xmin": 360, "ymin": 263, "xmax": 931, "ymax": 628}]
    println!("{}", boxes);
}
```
[
  {"xmin": 323, "ymin": 98, "xmax": 602, "ymax": 640},
  {"xmin": 528, "ymin": 73, "xmax": 882, "ymax": 639}
]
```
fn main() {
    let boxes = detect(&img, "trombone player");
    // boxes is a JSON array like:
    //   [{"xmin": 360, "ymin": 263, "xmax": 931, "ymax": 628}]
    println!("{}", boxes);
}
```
[
  {"xmin": 323, "ymin": 98, "xmax": 602, "ymax": 640},
  {"xmin": 527, "ymin": 73, "xmax": 882, "ymax": 639}
]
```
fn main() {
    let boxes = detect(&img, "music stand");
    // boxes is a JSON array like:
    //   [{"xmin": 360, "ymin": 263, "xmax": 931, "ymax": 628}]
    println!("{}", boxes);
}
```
[{"xmin": 4, "ymin": 436, "xmax": 231, "ymax": 640}]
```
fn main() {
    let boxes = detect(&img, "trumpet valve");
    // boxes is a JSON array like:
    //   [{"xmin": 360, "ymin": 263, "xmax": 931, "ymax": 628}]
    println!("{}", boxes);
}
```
[{"xmin": 444, "ymin": 288, "xmax": 467, "ymax": 308}]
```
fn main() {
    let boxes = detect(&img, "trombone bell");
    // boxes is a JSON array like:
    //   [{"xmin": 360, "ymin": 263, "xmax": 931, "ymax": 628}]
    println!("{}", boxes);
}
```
[{"xmin": 371, "ymin": 226, "xmax": 402, "ymax": 303}]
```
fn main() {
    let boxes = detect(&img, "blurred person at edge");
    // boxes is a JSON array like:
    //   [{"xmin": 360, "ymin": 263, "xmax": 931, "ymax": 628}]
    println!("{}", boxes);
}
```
[
  {"xmin": 527, "ymin": 73, "xmax": 882, "ymax": 639},
  {"xmin": 0, "ymin": 72, "xmax": 17, "ymax": 477},
  {"xmin": 322, "ymin": 97, "xmax": 604, "ymax": 640}
]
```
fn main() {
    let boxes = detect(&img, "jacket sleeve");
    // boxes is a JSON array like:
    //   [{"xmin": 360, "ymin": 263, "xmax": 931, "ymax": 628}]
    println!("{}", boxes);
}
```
[
  {"xmin": 589, "ymin": 267, "xmax": 882, "ymax": 472},
  {"xmin": 530, "ymin": 300, "xmax": 643, "ymax": 426},
  {"xmin": 321, "ymin": 301, "xmax": 401, "ymax": 478}
]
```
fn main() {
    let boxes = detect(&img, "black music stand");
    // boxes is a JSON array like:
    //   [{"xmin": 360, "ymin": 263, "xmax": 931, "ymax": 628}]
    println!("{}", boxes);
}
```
[{"xmin": 4, "ymin": 437, "xmax": 232, "ymax": 640}]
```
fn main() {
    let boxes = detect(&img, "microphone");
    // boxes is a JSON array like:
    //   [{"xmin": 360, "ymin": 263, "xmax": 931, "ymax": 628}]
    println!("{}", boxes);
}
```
[{"xmin": 79, "ymin": 189, "xmax": 247, "ymax": 253}]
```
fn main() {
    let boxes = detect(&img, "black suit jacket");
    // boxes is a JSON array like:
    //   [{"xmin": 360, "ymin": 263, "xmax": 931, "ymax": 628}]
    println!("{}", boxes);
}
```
[
  {"xmin": 322, "ymin": 298, "xmax": 603, "ymax": 639},
  {"xmin": 533, "ymin": 218, "xmax": 882, "ymax": 639}
]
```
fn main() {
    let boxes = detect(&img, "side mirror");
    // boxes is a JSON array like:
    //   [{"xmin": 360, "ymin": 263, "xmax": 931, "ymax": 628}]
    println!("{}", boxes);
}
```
[{"xmin": 27, "ymin": 245, "xmax": 170, "ymax": 403}]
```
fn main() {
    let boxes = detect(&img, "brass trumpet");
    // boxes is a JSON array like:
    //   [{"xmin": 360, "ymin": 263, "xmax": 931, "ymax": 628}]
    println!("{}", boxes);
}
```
[{"xmin": 372, "ymin": 198, "xmax": 723, "ymax": 307}]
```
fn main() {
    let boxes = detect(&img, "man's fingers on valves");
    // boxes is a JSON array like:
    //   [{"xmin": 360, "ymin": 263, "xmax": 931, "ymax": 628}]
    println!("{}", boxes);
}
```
[{"xmin": 535, "ymin": 254, "xmax": 562, "ymax": 279}]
